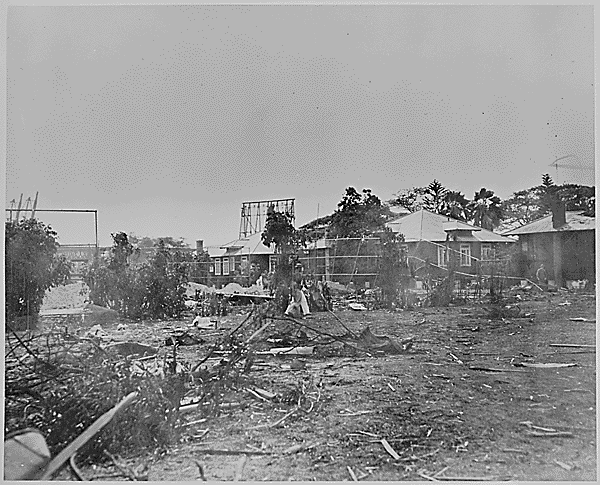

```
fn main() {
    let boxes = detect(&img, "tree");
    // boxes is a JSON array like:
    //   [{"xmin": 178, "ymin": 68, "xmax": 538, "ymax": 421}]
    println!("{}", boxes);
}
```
[
  {"xmin": 5, "ymin": 218, "xmax": 72, "ymax": 325},
  {"xmin": 441, "ymin": 190, "xmax": 471, "ymax": 222},
  {"xmin": 500, "ymin": 189, "xmax": 545, "ymax": 230},
  {"xmin": 128, "ymin": 234, "xmax": 188, "ymax": 248},
  {"xmin": 422, "ymin": 180, "xmax": 448, "ymax": 214},
  {"xmin": 468, "ymin": 188, "xmax": 503, "ymax": 231},
  {"xmin": 329, "ymin": 188, "xmax": 387, "ymax": 238},
  {"xmin": 389, "ymin": 186, "xmax": 427, "ymax": 213}
]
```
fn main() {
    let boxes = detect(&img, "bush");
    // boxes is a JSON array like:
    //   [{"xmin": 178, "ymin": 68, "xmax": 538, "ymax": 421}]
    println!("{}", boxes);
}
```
[
  {"xmin": 5, "ymin": 218, "xmax": 72, "ymax": 325},
  {"xmin": 84, "ymin": 233, "xmax": 190, "ymax": 320}
]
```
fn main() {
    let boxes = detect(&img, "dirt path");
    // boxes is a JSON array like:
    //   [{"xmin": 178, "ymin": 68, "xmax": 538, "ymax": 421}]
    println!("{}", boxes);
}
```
[{"xmin": 55, "ymin": 289, "xmax": 595, "ymax": 481}]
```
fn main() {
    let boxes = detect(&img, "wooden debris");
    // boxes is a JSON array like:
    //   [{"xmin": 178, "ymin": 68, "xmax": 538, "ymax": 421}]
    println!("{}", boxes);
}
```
[
  {"xmin": 339, "ymin": 410, "xmax": 374, "ymax": 416},
  {"xmin": 526, "ymin": 430, "xmax": 574, "ymax": 437},
  {"xmin": 554, "ymin": 460, "xmax": 573, "ymax": 471},
  {"xmin": 517, "ymin": 362, "xmax": 577, "ymax": 368},
  {"xmin": 469, "ymin": 366, "xmax": 525, "ymax": 373},
  {"xmin": 347, "ymin": 465, "xmax": 359, "ymax": 481},
  {"xmin": 434, "ymin": 475, "xmax": 498, "ymax": 481},
  {"xmin": 569, "ymin": 317, "xmax": 595, "ymax": 322},
  {"xmin": 416, "ymin": 469, "xmax": 439, "ymax": 481},
  {"xmin": 549, "ymin": 344, "xmax": 595, "ymax": 349},
  {"xmin": 519, "ymin": 421, "xmax": 556, "ymax": 432},
  {"xmin": 380, "ymin": 438, "xmax": 401, "ymax": 460},
  {"xmin": 502, "ymin": 448, "xmax": 527, "ymax": 454},
  {"xmin": 193, "ymin": 448, "xmax": 273, "ymax": 456},
  {"xmin": 41, "ymin": 392, "xmax": 138, "ymax": 480}
]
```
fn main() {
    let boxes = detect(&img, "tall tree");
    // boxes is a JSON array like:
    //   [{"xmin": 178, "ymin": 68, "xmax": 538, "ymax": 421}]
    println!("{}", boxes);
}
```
[
  {"xmin": 441, "ymin": 191, "xmax": 471, "ymax": 221},
  {"xmin": 329, "ymin": 188, "xmax": 387, "ymax": 238},
  {"xmin": 422, "ymin": 180, "xmax": 448, "ymax": 213},
  {"xmin": 468, "ymin": 188, "xmax": 503, "ymax": 231}
]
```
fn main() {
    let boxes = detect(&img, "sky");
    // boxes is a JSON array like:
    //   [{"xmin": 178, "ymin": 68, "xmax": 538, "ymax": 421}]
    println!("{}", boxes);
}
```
[{"xmin": 5, "ymin": 4, "xmax": 595, "ymax": 247}]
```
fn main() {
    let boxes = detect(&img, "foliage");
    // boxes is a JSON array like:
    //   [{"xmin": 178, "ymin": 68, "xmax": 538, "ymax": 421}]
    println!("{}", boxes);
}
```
[
  {"xmin": 5, "ymin": 218, "xmax": 72, "ymax": 323},
  {"xmin": 128, "ymin": 234, "xmax": 189, "ymax": 248},
  {"xmin": 329, "ymin": 187, "xmax": 388, "ymax": 238},
  {"xmin": 261, "ymin": 208, "xmax": 305, "ymax": 255},
  {"xmin": 468, "ymin": 188, "xmax": 503, "ymax": 231},
  {"xmin": 441, "ymin": 190, "xmax": 471, "ymax": 222},
  {"xmin": 84, "ymin": 232, "xmax": 190, "ymax": 320},
  {"xmin": 422, "ymin": 179, "xmax": 448, "ymax": 213},
  {"xmin": 389, "ymin": 186, "xmax": 427, "ymax": 212}
]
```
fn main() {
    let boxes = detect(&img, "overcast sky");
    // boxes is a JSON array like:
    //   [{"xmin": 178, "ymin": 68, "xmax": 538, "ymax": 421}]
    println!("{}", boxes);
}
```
[{"xmin": 6, "ymin": 5, "xmax": 595, "ymax": 247}]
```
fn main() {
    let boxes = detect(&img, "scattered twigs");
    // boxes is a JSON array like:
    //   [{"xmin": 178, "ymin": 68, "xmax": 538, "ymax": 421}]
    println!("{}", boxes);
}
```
[
  {"xmin": 248, "ymin": 406, "xmax": 300, "ymax": 430},
  {"xmin": 103, "ymin": 450, "xmax": 138, "ymax": 481}
]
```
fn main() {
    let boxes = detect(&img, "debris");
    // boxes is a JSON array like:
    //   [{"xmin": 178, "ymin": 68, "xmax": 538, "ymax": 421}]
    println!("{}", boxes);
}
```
[
  {"xmin": 339, "ymin": 410, "xmax": 374, "ymax": 417},
  {"xmin": 193, "ymin": 449, "xmax": 273, "ymax": 456},
  {"xmin": 355, "ymin": 326, "xmax": 414, "ymax": 354},
  {"xmin": 568, "ymin": 317, "xmax": 595, "ymax": 323},
  {"xmin": 526, "ymin": 430, "xmax": 574, "ymax": 438},
  {"xmin": 347, "ymin": 465, "xmax": 359, "ymax": 481},
  {"xmin": 502, "ymin": 448, "xmax": 527, "ymax": 454},
  {"xmin": 165, "ymin": 332, "xmax": 205, "ymax": 347},
  {"xmin": 258, "ymin": 346, "xmax": 314, "ymax": 356},
  {"xmin": 106, "ymin": 342, "xmax": 158, "ymax": 357},
  {"xmin": 433, "ymin": 475, "xmax": 498, "ymax": 481},
  {"xmin": 416, "ymin": 469, "xmax": 438, "ymax": 481},
  {"xmin": 558, "ymin": 301, "xmax": 571, "ymax": 306},
  {"xmin": 381, "ymin": 438, "xmax": 401, "ymax": 460},
  {"xmin": 282, "ymin": 441, "xmax": 317, "ymax": 455},
  {"xmin": 349, "ymin": 303, "xmax": 367, "ymax": 311},
  {"xmin": 117, "ymin": 323, "xmax": 128, "ymax": 331},
  {"xmin": 387, "ymin": 382, "xmax": 396, "ymax": 391},
  {"xmin": 516, "ymin": 362, "xmax": 577, "ymax": 369},
  {"xmin": 469, "ymin": 366, "xmax": 525, "ymax": 373},
  {"xmin": 519, "ymin": 421, "xmax": 556, "ymax": 432},
  {"xmin": 192, "ymin": 316, "xmax": 217, "ymax": 330},
  {"xmin": 448, "ymin": 352, "xmax": 463, "ymax": 364},
  {"xmin": 549, "ymin": 343, "xmax": 595, "ymax": 349},
  {"xmin": 40, "ymin": 392, "xmax": 138, "ymax": 480},
  {"xmin": 554, "ymin": 460, "xmax": 573, "ymax": 471},
  {"xmin": 194, "ymin": 460, "xmax": 207, "ymax": 481},
  {"xmin": 86, "ymin": 324, "xmax": 109, "ymax": 339}
]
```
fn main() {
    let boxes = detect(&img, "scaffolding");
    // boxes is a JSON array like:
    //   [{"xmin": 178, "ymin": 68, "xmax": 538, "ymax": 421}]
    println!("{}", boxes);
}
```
[{"xmin": 238, "ymin": 198, "xmax": 295, "ymax": 239}]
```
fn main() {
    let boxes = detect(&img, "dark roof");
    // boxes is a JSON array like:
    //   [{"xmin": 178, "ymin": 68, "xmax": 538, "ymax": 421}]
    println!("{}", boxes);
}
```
[{"xmin": 503, "ymin": 211, "xmax": 595, "ymax": 235}]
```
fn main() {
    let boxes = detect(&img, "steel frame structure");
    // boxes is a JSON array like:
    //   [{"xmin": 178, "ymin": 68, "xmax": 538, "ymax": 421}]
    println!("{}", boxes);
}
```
[{"xmin": 238, "ymin": 198, "xmax": 295, "ymax": 239}]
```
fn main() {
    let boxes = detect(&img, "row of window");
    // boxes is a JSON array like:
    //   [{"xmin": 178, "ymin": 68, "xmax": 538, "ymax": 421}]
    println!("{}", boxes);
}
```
[
  {"xmin": 437, "ymin": 244, "xmax": 495, "ymax": 268},
  {"xmin": 212, "ymin": 255, "xmax": 278, "ymax": 276}
]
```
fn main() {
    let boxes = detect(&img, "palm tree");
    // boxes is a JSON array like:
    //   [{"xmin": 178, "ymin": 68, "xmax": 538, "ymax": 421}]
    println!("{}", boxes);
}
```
[
  {"xmin": 468, "ymin": 188, "xmax": 503, "ymax": 231},
  {"xmin": 442, "ymin": 191, "xmax": 471, "ymax": 222}
]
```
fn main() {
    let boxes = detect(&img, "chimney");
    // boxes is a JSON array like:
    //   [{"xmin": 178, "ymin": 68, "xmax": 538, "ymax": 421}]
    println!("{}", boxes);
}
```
[
  {"xmin": 551, "ymin": 199, "xmax": 566, "ymax": 229},
  {"xmin": 196, "ymin": 240, "xmax": 204, "ymax": 253}
]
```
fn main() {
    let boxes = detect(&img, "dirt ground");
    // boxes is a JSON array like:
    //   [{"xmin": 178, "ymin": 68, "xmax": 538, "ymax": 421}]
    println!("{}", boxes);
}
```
[{"xmin": 33, "ymin": 285, "xmax": 598, "ymax": 480}]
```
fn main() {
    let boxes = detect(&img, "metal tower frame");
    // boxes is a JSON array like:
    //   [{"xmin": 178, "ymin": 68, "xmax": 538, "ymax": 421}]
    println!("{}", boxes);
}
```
[{"xmin": 239, "ymin": 198, "xmax": 295, "ymax": 239}]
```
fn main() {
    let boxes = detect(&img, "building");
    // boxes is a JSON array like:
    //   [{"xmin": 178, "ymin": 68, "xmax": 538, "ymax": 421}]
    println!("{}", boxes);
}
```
[
  {"xmin": 385, "ymin": 209, "xmax": 516, "ymax": 278},
  {"xmin": 205, "ymin": 232, "xmax": 276, "ymax": 288},
  {"xmin": 503, "ymin": 205, "xmax": 595, "ymax": 287}
]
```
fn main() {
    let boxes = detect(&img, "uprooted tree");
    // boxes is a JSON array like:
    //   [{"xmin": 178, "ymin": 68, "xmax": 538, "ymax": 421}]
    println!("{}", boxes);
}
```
[{"xmin": 5, "ymin": 218, "xmax": 72, "ymax": 327}]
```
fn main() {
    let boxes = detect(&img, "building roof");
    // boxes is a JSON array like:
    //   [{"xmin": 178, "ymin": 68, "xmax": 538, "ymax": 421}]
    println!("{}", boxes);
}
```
[
  {"xmin": 210, "ymin": 232, "xmax": 275, "ymax": 258},
  {"xmin": 503, "ymin": 211, "xmax": 595, "ymax": 236},
  {"xmin": 385, "ymin": 209, "xmax": 514, "ymax": 243}
]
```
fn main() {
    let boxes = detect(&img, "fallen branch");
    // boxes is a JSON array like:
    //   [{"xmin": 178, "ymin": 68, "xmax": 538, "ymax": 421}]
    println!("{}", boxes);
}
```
[
  {"xmin": 248, "ymin": 406, "xmax": 300, "ymax": 430},
  {"xmin": 192, "ymin": 448, "xmax": 273, "ymax": 456},
  {"xmin": 549, "ymin": 344, "xmax": 595, "ymax": 349},
  {"xmin": 381, "ymin": 438, "xmax": 401, "ymax": 460},
  {"xmin": 40, "ymin": 392, "xmax": 138, "ymax": 480},
  {"xmin": 347, "ymin": 465, "xmax": 358, "ymax": 481},
  {"xmin": 103, "ymin": 450, "xmax": 138, "ymax": 481},
  {"xmin": 469, "ymin": 366, "xmax": 525, "ymax": 373}
]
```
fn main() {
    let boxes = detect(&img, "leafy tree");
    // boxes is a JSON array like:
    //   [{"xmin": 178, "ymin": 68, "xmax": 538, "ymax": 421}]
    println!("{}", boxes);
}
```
[
  {"xmin": 84, "ymin": 232, "xmax": 189, "ymax": 320},
  {"xmin": 329, "ymin": 187, "xmax": 387, "ymax": 238},
  {"xmin": 5, "ymin": 218, "xmax": 72, "ymax": 324},
  {"xmin": 378, "ymin": 229, "xmax": 405, "ymax": 308},
  {"xmin": 389, "ymin": 186, "xmax": 426, "ymax": 212},
  {"xmin": 128, "ymin": 234, "xmax": 188, "ymax": 248},
  {"xmin": 441, "ymin": 190, "xmax": 471, "ymax": 221},
  {"xmin": 422, "ymin": 180, "xmax": 448, "ymax": 214},
  {"xmin": 468, "ymin": 188, "xmax": 503, "ymax": 231}
]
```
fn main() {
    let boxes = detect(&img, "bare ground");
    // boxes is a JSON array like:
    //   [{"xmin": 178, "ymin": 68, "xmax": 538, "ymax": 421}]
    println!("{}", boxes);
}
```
[{"xmin": 31, "ymin": 286, "xmax": 599, "ymax": 480}]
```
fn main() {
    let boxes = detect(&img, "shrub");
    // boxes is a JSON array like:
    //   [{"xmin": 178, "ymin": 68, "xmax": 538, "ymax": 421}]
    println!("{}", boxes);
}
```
[{"xmin": 5, "ymin": 218, "xmax": 72, "ymax": 325}]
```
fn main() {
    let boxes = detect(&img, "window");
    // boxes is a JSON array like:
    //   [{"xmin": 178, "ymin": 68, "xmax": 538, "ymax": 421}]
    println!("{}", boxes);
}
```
[
  {"xmin": 521, "ymin": 241, "xmax": 528, "ymax": 252},
  {"xmin": 214, "ymin": 258, "xmax": 222, "ymax": 276},
  {"xmin": 437, "ymin": 246, "xmax": 447, "ymax": 267},
  {"xmin": 481, "ymin": 244, "xmax": 493, "ymax": 261},
  {"xmin": 460, "ymin": 244, "xmax": 471, "ymax": 266},
  {"xmin": 269, "ymin": 255, "xmax": 278, "ymax": 272},
  {"xmin": 241, "ymin": 256, "xmax": 248, "ymax": 275},
  {"xmin": 223, "ymin": 258, "xmax": 230, "ymax": 275}
]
